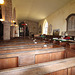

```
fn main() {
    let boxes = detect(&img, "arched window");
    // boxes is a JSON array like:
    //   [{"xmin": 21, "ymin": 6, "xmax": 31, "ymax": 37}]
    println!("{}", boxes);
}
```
[
  {"xmin": 43, "ymin": 20, "xmax": 48, "ymax": 35},
  {"xmin": 66, "ymin": 14, "xmax": 75, "ymax": 32},
  {"xmin": 66, "ymin": 14, "xmax": 75, "ymax": 36}
]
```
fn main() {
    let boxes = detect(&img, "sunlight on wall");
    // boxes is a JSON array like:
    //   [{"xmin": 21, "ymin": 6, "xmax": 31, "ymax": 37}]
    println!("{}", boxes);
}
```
[{"xmin": 43, "ymin": 19, "xmax": 48, "ymax": 35}]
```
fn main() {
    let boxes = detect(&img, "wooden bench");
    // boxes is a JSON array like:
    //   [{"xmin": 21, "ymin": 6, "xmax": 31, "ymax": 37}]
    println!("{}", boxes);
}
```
[
  {"xmin": 66, "ymin": 49, "xmax": 75, "ymax": 58},
  {"xmin": 65, "ymin": 43, "xmax": 75, "ymax": 58},
  {"xmin": 0, "ymin": 47, "xmax": 65, "ymax": 70},
  {"xmin": 0, "ymin": 41, "xmax": 44, "ymax": 47},
  {"xmin": 0, "ymin": 57, "xmax": 75, "ymax": 75},
  {"xmin": 0, "ymin": 44, "xmax": 61, "ymax": 54},
  {"xmin": 53, "ymin": 39, "xmax": 75, "ymax": 47},
  {"xmin": 69, "ymin": 43, "xmax": 75, "ymax": 49}
]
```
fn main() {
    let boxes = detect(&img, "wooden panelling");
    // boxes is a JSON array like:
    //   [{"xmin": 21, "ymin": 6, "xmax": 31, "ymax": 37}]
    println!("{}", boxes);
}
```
[
  {"xmin": 68, "ymin": 68, "xmax": 72, "ymax": 75},
  {"xmin": 66, "ymin": 49, "xmax": 75, "ymax": 58},
  {"xmin": 0, "ymin": 57, "xmax": 18, "ymax": 70},
  {"xmin": 51, "ymin": 51, "xmax": 65, "ymax": 61},
  {"xmin": 35, "ymin": 51, "xmax": 65, "ymax": 64},
  {"xmin": 60, "ymin": 42, "xmax": 67, "ymax": 47},
  {"xmin": 19, "ymin": 55, "xmax": 35, "ymax": 66},
  {"xmin": 53, "ymin": 40, "xmax": 59, "ymax": 45},
  {"xmin": 44, "ymin": 52, "xmax": 65, "ymax": 75},
  {"xmin": 67, "ymin": 67, "xmax": 75, "ymax": 75},
  {"xmin": 0, "ymin": 57, "xmax": 75, "ymax": 75},
  {"xmin": 35, "ymin": 53, "xmax": 50, "ymax": 64},
  {"xmin": 45, "ymin": 66, "xmax": 75, "ymax": 75},
  {"xmin": 50, "ymin": 69, "xmax": 67, "ymax": 75},
  {"xmin": 71, "ymin": 67, "xmax": 75, "ymax": 75},
  {"xmin": 69, "ymin": 43, "xmax": 75, "ymax": 49}
]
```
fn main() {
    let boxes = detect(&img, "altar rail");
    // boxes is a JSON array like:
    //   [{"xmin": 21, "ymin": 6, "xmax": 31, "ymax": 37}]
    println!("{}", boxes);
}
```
[{"xmin": 0, "ymin": 57, "xmax": 75, "ymax": 75}]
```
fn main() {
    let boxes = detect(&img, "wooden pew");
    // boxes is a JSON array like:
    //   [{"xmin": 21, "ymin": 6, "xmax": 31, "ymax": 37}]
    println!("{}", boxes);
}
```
[
  {"xmin": 53, "ymin": 40, "xmax": 59, "ymax": 45},
  {"xmin": 0, "ymin": 44, "xmax": 60, "ymax": 54},
  {"xmin": 0, "ymin": 40, "xmax": 44, "ymax": 47},
  {"xmin": 53, "ymin": 39, "xmax": 75, "ymax": 47},
  {"xmin": 0, "ymin": 47, "xmax": 65, "ymax": 70},
  {"xmin": 69, "ymin": 43, "xmax": 75, "ymax": 49},
  {"xmin": 0, "ymin": 44, "xmax": 64, "ymax": 56},
  {"xmin": 0, "ymin": 57, "xmax": 75, "ymax": 75},
  {"xmin": 66, "ymin": 48, "xmax": 75, "ymax": 58},
  {"xmin": 65, "ymin": 43, "xmax": 75, "ymax": 58}
]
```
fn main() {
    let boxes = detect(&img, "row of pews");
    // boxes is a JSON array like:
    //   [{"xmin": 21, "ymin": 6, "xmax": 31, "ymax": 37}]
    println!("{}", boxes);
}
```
[{"xmin": 0, "ymin": 38, "xmax": 75, "ymax": 75}]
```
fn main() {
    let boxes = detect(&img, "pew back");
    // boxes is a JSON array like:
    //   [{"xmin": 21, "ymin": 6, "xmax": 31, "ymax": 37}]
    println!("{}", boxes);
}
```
[
  {"xmin": 0, "ymin": 57, "xmax": 75, "ymax": 75},
  {"xmin": 0, "ymin": 47, "xmax": 65, "ymax": 70}
]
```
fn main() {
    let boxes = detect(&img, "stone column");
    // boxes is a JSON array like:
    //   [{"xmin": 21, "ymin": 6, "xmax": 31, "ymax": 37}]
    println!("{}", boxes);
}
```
[{"xmin": 3, "ymin": 21, "xmax": 11, "ymax": 40}]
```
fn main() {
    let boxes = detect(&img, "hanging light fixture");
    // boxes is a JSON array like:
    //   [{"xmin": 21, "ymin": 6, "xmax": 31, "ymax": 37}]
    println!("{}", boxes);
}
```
[{"xmin": 0, "ymin": 0, "xmax": 4, "ymax": 4}]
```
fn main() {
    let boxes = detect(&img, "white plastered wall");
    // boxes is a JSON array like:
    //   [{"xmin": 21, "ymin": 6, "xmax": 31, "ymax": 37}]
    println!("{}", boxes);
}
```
[{"xmin": 39, "ymin": 0, "xmax": 75, "ymax": 35}]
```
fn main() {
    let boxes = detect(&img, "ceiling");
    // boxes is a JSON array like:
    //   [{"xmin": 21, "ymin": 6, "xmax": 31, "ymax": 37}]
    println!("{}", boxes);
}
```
[{"xmin": 12, "ymin": 0, "xmax": 71, "ymax": 22}]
